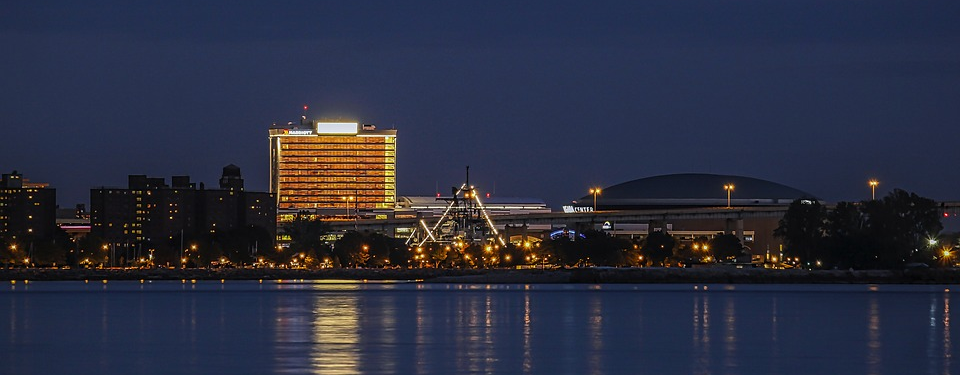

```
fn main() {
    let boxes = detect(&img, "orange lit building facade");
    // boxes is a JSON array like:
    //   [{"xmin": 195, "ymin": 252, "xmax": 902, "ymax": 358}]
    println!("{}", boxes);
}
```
[{"xmin": 269, "ymin": 121, "xmax": 397, "ymax": 213}]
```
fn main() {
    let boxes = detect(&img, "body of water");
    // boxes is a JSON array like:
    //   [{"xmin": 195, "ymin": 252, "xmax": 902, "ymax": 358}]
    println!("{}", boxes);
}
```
[{"xmin": 1, "ymin": 281, "xmax": 955, "ymax": 375}]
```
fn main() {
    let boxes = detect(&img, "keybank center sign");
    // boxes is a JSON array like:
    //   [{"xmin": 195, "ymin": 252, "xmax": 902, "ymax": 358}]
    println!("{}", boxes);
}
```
[{"xmin": 562, "ymin": 206, "xmax": 594, "ymax": 213}]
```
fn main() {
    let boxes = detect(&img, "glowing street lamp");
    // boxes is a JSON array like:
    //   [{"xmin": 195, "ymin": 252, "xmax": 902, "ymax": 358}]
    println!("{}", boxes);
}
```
[
  {"xmin": 724, "ymin": 184, "xmax": 735, "ymax": 208},
  {"xmin": 589, "ymin": 187, "xmax": 602, "ymax": 211},
  {"xmin": 868, "ymin": 179, "xmax": 879, "ymax": 200},
  {"xmin": 341, "ymin": 196, "xmax": 355, "ymax": 216}
]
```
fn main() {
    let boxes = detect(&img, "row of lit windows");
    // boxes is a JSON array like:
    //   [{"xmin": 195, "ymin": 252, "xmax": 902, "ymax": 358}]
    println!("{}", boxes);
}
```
[
  {"xmin": 279, "ymin": 183, "xmax": 394, "ymax": 190},
  {"xmin": 279, "ymin": 143, "xmax": 389, "ymax": 151},
  {"xmin": 279, "ymin": 143, "xmax": 394, "ymax": 150},
  {"xmin": 284, "ymin": 194, "xmax": 395, "ymax": 202},
  {"xmin": 277, "ymin": 169, "xmax": 394, "ymax": 177},
  {"xmin": 280, "ymin": 202, "xmax": 395, "ymax": 209},
  {"xmin": 280, "ymin": 144, "xmax": 393, "ymax": 152},
  {"xmin": 279, "ymin": 187, "xmax": 394, "ymax": 196},
  {"xmin": 278, "ymin": 163, "xmax": 395, "ymax": 171},
  {"xmin": 0, "ymin": 193, "xmax": 41, "ymax": 200},
  {"xmin": 277, "ymin": 176, "xmax": 395, "ymax": 183},
  {"xmin": 279, "ymin": 190, "xmax": 395, "ymax": 198},
  {"xmin": 279, "ymin": 150, "xmax": 395, "ymax": 157},
  {"xmin": 279, "ymin": 156, "xmax": 395, "ymax": 164},
  {"xmin": 280, "ymin": 195, "xmax": 393, "ymax": 202},
  {"xmin": 1, "ymin": 189, "xmax": 41, "ymax": 194},
  {"xmin": 281, "ymin": 136, "xmax": 390, "ymax": 144}
]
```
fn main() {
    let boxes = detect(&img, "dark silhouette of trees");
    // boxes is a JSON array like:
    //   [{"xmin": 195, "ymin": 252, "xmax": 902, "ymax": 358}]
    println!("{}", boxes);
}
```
[
  {"xmin": 279, "ymin": 212, "xmax": 331, "ymax": 265},
  {"xmin": 774, "ymin": 199, "xmax": 826, "ymax": 263},
  {"xmin": 862, "ymin": 190, "xmax": 942, "ymax": 268},
  {"xmin": 776, "ymin": 190, "xmax": 943, "ymax": 269},
  {"xmin": 641, "ymin": 231, "xmax": 675, "ymax": 266},
  {"xmin": 333, "ymin": 231, "xmax": 407, "ymax": 267},
  {"xmin": 541, "ymin": 230, "xmax": 631, "ymax": 267},
  {"xmin": 710, "ymin": 234, "xmax": 744, "ymax": 261},
  {"xmin": 823, "ymin": 202, "xmax": 869, "ymax": 268},
  {"xmin": 333, "ymin": 231, "xmax": 367, "ymax": 267}
]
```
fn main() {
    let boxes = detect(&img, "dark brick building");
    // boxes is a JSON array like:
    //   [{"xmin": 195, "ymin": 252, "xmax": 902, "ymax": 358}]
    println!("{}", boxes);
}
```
[
  {"xmin": 90, "ymin": 165, "xmax": 276, "ymax": 264},
  {"xmin": 0, "ymin": 171, "xmax": 57, "ymax": 241}
]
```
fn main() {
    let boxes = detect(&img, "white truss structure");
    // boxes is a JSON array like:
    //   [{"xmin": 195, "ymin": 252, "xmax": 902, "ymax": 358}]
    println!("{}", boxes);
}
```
[{"xmin": 406, "ymin": 170, "xmax": 506, "ymax": 248}]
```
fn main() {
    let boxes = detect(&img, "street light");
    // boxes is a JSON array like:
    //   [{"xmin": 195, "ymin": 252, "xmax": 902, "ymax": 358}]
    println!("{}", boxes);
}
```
[
  {"xmin": 341, "ymin": 196, "xmax": 355, "ymax": 216},
  {"xmin": 589, "ymin": 187, "xmax": 602, "ymax": 211},
  {"xmin": 724, "ymin": 184, "xmax": 735, "ymax": 208},
  {"xmin": 868, "ymin": 179, "xmax": 879, "ymax": 200}
]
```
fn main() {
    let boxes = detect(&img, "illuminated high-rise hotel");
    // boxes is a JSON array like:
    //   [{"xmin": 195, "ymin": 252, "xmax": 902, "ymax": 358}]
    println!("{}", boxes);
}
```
[{"xmin": 269, "ymin": 119, "xmax": 397, "ymax": 212}]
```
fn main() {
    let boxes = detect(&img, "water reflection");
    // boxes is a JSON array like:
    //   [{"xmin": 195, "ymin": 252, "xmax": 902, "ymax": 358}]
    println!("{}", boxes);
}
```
[
  {"xmin": 6, "ymin": 282, "xmax": 954, "ymax": 375},
  {"xmin": 944, "ymin": 293, "xmax": 952, "ymax": 375},
  {"xmin": 522, "ymin": 293, "xmax": 532, "ymax": 374},
  {"xmin": 724, "ymin": 297, "xmax": 737, "ymax": 372},
  {"xmin": 867, "ymin": 296, "xmax": 882, "ymax": 375},
  {"xmin": 588, "ymin": 295, "xmax": 603, "ymax": 375},
  {"xmin": 273, "ymin": 286, "xmax": 361, "ymax": 374},
  {"xmin": 414, "ymin": 292, "xmax": 427, "ymax": 375},
  {"xmin": 692, "ymin": 293, "xmax": 711, "ymax": 374},
  {"xmin": 310, "ymin": 295, "xmax": 360, "ymax": 374}
]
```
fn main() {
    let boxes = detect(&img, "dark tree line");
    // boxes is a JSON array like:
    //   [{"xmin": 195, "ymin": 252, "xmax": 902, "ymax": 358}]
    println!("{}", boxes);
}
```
[{"xmin": 774, "ymin": 189, "xmax": 944, "ymax": 269}]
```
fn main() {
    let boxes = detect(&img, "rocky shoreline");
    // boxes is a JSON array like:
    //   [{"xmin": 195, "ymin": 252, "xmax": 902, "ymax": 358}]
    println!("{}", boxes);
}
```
[{"xmin": 2, "ymin": 267, "xmax": 959, "ymax": 284}]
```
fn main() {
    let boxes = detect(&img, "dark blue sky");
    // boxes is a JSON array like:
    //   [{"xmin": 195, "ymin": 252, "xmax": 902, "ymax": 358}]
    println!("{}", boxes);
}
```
[{"xmin": 2, "ymin": 1, "xmax": 959, "ymax": 208}]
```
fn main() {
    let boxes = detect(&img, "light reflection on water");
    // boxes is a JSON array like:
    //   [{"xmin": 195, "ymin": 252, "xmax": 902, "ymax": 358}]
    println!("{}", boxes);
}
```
[
  {"xmin": 867, "ymin": 296, "xmax": 882, "ymax": 375},
  {"xmin": 0, "ymin": 282, "xmax": 957, "ymax": 375}
]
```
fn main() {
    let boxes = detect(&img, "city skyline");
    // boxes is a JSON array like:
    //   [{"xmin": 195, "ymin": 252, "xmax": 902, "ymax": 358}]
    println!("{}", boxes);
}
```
[{"xmin": 2, "ymin": 1, "xmax": 959, "ymax": 208}]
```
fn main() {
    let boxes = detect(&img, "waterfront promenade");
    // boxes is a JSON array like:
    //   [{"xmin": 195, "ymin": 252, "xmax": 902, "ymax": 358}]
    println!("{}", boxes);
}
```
[{"xmin": 2, "ymin": 267, "xmax": 959, "ymax": 284}]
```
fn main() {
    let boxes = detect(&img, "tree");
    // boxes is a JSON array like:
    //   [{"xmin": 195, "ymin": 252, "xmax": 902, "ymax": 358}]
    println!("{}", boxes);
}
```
[
  {"xmin": 710, "ymin": 234, "xmax": 744, "ymax": 261},
  {"xmin": 499, "ymin": 243, "xmax": 524, "ymax": 268},
  {"xmin": 387, "ymin": 241, "xmax": 411, "ymax": 267},
  {"xmin": 823, "ymin": 201, "xmax": 868, "ymax": 268},
  {"xmin": 332, "ymin": 231, "xmax": 366, "ymax": 267},
  {"xmin": 774, "ymin": 199, "xmax": 826, "ymax": 264},
  {"xmin": 544, "ymin": 236, "xmax": 583, "ymax": 266},
  {"xmin": 863, "ymin": 189, "xmax": 942, "ymax": 268},
  {"xmin": 821, "ymin": 190, "xmax": 942, "ymax": 269},
  {"xmin": 583, "ymin": 231, "xmax": 631, "ymax": 266},
  {"xmin": 641, "ymin": 231, "xmax": 675, "ymax": 266},
  {"xmin": 280, "ymin": 212, "xmax": 330, "ymax": 265},
  {"xmin": 673, "ymin": 236, "xmax": 710, "ymax": 264},
  {"xmin": 427, "ymin": 243, "xmax": 450, "ymax": 268}
]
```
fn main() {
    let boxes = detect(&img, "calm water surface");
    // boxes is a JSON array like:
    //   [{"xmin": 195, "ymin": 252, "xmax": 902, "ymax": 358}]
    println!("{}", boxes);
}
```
[{"xmin": 1, "ymin": 281, "xmax": 956, "ymax": 375}]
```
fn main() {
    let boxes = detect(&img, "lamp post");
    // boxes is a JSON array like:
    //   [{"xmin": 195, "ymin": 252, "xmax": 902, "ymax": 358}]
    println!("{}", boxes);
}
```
[
  {"xmin": 724, "ymin": 184, "xmax": 735, "ymax": 208},
  {"xmin": 589, "ymin": 188, "xmax": 601, "ymax": 211},
  {"xmin": 869, "ymin": 179, "xmax": 879, "ymax": 200},
  {"xmin": 341, "ymin": 196, "xmax": 355, "ymax": 217}
]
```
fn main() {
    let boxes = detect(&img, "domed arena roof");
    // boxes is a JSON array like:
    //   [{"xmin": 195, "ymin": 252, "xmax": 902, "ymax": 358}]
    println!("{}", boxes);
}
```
[{"xmin": 579, "ymin": 173, "xmax": 819, "ymax": 209}]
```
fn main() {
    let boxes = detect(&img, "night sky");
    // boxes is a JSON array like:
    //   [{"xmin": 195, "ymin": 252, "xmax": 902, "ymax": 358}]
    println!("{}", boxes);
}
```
[{"xmin": 3, "ymin": 1, "xmax": 959, "ymax": 209}]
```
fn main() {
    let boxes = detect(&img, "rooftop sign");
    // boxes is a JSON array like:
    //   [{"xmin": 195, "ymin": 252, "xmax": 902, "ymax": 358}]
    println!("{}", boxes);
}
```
[{"xmin": 316, "ymin": 122, "xmax": 358, "ymax": 134}]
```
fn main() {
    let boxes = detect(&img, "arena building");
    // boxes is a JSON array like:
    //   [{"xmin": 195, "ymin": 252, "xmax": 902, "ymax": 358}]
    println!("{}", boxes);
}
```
[
  {"xmin": 575, "ymin": 173, "xmax": 818, "ymax": 211},
  {"xmin": 572, "ymin": 173, "xmax": 820, "ymax": 260}
]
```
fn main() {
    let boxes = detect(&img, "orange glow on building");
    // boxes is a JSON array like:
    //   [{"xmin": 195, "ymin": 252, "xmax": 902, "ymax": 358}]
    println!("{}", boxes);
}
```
[{"xmin": 269, "ymin": 121, "xmax": 397, "ymax": 211}]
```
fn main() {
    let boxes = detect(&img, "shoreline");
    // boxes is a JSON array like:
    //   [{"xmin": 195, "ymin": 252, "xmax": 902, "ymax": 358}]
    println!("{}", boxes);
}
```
[{"xmin": 2, "ymin": 267, "xmax": 959, "ymax": 284}]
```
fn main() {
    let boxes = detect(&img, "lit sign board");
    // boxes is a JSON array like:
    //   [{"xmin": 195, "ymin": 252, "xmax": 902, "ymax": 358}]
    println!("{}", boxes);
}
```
[
  {"xmin": 562, "ymin": 205, "xmax": 594, "ymax": 213},
  {"xmin": 288, "ymin": 130, "xmax": 314, "ymax": 135},
  {"xmin": 316, "ymin": 122, "xmax": 358, "ymax": 134}
]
